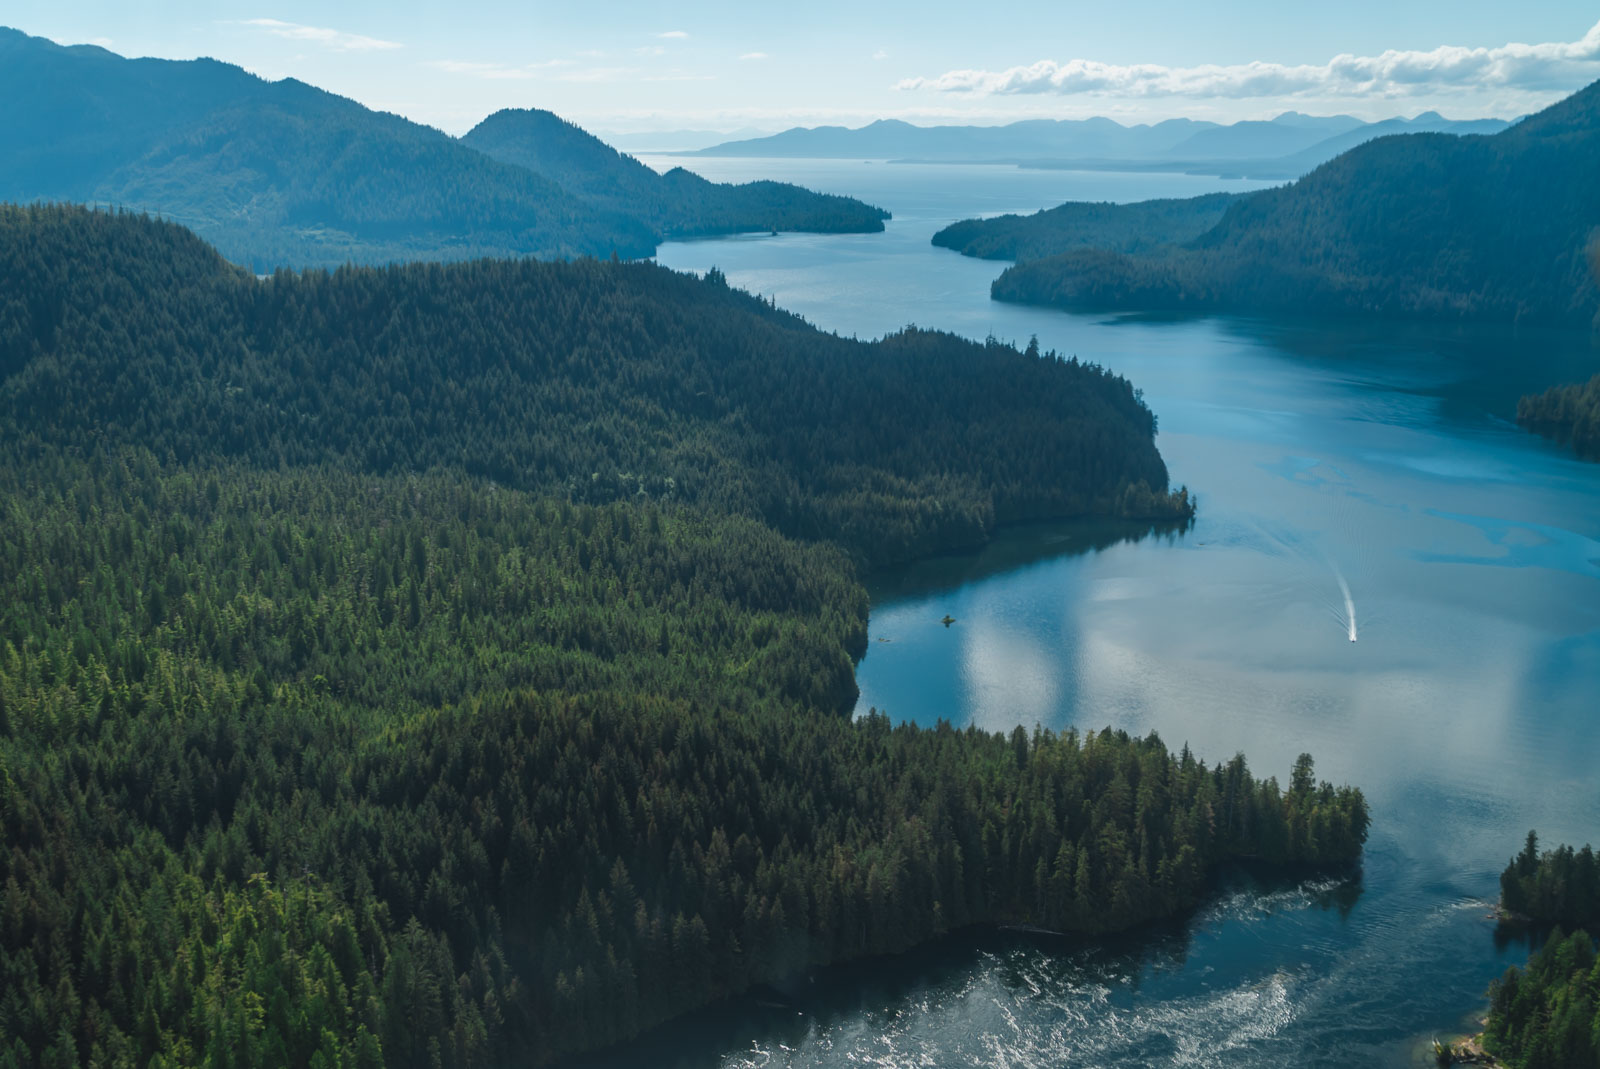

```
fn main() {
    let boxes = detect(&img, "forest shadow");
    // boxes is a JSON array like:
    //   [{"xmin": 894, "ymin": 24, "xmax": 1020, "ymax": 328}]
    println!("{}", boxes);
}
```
[
  {"xmin": 561, "ymin": 865, "xmax": 1363, "ymax": 1069},
  {"xmin": 867, "ymin": 515, "xmax": 1192, "ymax": 603}
]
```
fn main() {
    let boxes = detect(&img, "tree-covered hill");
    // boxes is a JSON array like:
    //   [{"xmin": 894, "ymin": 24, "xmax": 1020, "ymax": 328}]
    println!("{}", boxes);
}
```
[
  {"xmin": 0, "ymin": 203, "xmax": 1374, "ymax": 1067},
  {"xmin": 461, "ymin": 109, "xmax": 888, "ymax": 238},
  {"xmin": 0, "ymin": 28, "xmax": 884, "ymax": 270},
  {"xmin": 0, "ymin": 203, "xmax": 1189, "ymax": 566},
  {"xmin": 932, "ymin": 193, "xmax": 1245, "ymax": 262},
  {"xmin": 987, "ymin": 80, "xmax": 1600, "ymax": 327}
]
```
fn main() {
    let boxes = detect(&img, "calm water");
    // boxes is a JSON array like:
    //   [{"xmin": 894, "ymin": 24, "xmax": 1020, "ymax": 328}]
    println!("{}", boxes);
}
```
[{"xmin": 601, "ymin": 157, "xmax": 1600, "ymax": 1068}]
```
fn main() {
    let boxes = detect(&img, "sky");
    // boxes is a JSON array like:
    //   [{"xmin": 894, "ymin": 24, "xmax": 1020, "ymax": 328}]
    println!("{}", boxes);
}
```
[{"xmin": 9, "ymin": 3, "xmax": 1600, "ymax": 136}]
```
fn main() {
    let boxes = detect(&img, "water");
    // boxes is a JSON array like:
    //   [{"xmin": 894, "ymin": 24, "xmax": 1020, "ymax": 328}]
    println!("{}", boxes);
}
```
[{"xmin": 603, "ymin": 156, "xmax": 1600, "ymax": 1068}]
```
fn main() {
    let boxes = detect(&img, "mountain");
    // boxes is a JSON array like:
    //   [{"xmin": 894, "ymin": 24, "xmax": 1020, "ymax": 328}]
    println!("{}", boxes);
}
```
[
  {"xmin": 1163, "ymin": 113, "xmax": 1366, "ymax": 161},
  {"xmin": 0, "ymin": 28, "xmax": 884, "ymax": 269},
  {"xmin": 986, "ymin": 81, "xmax": 1600, "ymax": 327},
  {"xmin": 685, "ymin": 116, "xmax": 1217, "ymax": 161},
  {"xmin": 685, "ymin": 111, "xmax": 1509, "ymax": 177},
  {"xmin": 462, "ymin": 109, "xmax": 887, "ymax": 239},
  {"xmin": 1258, "ymin": 112, "xmax": 1512, "ymax": 177}
]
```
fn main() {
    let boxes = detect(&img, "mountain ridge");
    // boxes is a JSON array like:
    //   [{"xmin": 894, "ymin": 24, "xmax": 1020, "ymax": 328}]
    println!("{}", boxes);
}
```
[{"xmin": 0, "ymin": 27, "xmax": 886, "ymax": 269}]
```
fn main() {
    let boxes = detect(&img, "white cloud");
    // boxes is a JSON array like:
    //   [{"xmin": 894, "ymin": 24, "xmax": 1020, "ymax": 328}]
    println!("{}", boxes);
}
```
[
  {"xmin": 634, "ymin": 45, "xmax": 667, "ymax": 57},
  {"xmin": 739, "ymin": 52, "xmax": 768, "ymax": 62},
  {"xmin": 240, "ymin": 18, "xmax": 401, "ymax": 53},
  {"xmin": 656, "ymin": 30, "xmax": 689, "ymax": 40},
  {"xmin": 872, "ymin": 49, "xmax": 889, "ymax": 61},
  {"xmin": 898, "ymin": 19, "xmax": 1600, "ymax": 99}
]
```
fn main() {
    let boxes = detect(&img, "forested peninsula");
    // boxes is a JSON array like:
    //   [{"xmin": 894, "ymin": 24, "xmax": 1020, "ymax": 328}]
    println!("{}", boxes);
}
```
[
  {"xmin": 1465, "ymin": 833, "xmax": 1600, "ymax": 1068},
  {"xmin": 0, "ymin": 28, "xmax": 885, "ymax": 270},
  {"xmin": 932, "ymin": 193, "xmax": 1245, "ymax": 262},
  {"xmin": 956, "ymin": 80, "xmax": 1600, "ymax": 327},
  {"xmin": 0, "ymin": 204, "xmax": 1368, "ymax": 1067}
]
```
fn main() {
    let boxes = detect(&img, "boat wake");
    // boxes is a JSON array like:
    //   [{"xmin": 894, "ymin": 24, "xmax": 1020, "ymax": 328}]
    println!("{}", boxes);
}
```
[{"xmin": 1333, "ymin": 568, "xmax": 1357, "ymax": 643}]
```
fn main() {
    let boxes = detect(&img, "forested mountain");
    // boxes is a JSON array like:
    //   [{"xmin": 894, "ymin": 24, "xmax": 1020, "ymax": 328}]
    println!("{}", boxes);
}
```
[
  {"xmin": 0, "ymin": 28, "xmax": 883, "ymax": 270},
  {"xmin": 933, "ymin": 193, "xmax": 1246, "ymax": 262},
  {"xmin": 0, "ymin": 204, "xmax": 1187, "ymax": 566},
  {"xmin": 1258, "ymin": 113, "xmax": 1510, "ymax": 179},
  {"xmin": 463, "ymin": 110, "xmax": 887, "ymax": 238},
  {"xmin": 1479, "ymin": 833, "xmax": 1600, "ymax": 1068},
  {"xmin": 987, "ymin": 81, "xmax": 1600, "ymax": 326},
  {"xmin": 0, "ymin": 205, "xmax": 1370, "ymax": 1066},
  {"xmin": 1518, "ymin": 373, "xmax": 1600, "ymax": 460}
]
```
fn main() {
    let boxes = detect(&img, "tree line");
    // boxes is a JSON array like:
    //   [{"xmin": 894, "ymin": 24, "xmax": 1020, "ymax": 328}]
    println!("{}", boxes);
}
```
[{"xmin": 1518, "ymin": 374, "xmax": 1600, "ymax": 461}]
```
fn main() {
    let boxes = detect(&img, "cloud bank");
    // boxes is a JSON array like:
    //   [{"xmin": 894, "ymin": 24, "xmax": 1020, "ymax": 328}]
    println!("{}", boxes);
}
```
[
  {"xmin": 240, "ymin": 18, "xmax": 401, "ymax": 53},
  {"xmin": 898, "ymin": 20, "xmax": 1600, "ymax": 99}
]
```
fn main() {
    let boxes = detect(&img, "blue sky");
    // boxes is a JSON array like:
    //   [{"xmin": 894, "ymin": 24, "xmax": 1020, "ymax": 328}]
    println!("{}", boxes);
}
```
[{"xmin": 10, "ymin": 3, "xmax": 1600, "ymax": 135}]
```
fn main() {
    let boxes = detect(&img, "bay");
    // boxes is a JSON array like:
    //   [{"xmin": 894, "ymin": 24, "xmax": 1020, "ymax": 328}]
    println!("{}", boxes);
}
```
[{"xmin": 593, "ymin": 155, "xmax": 1600, "ymax": 1068}]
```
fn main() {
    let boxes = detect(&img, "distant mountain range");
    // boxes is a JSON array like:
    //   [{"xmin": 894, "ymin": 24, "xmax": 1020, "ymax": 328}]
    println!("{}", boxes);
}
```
[
  {"xmin": 604, "ymin": 128, "xmax": 775, "ymax": 153},
  {"xmin": 684, "ymin": 112, "xmax": 1513, "ymax": 179},
  {"xmin": 0, "ymin": 28, "xmax": 885, "ymax": 270},
  {"xmin": 974, "ymin": 81, "xmax": 1600, "ymax": 327}
]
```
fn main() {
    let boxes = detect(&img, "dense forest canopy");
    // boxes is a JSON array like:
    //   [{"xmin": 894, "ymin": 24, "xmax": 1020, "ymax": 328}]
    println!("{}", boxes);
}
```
[
  {"xmin": 983, "ymin": 80, "xmax": 1600, "ymax": 327},
  {"xmin": 0, "ymin": 204, "xmax": 1189, "ymax": 567},
  {"xmin": 0, "ymin": 457, "xmax": 1367, "ymax": 1068},
  {"xmin": 0, "ymin": 28, "xmax": 884, "ymax": 270},
  {"xmin": 0, "ymin": 204, "xmax": 1371, "ymax": 1066},
  {"xmin": 461, "ymin": 110, "xmax": 888, "ymax": 239},
  {"xmin": 1480, "ymin": 833, "xmax": 1600, "ymax": 1068}
]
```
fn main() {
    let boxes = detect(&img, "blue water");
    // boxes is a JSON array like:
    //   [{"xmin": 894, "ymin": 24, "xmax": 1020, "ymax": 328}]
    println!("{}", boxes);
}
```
[{"xmin": 610, "ymin": 156, "xmax": 1600, "ymax": 1068}]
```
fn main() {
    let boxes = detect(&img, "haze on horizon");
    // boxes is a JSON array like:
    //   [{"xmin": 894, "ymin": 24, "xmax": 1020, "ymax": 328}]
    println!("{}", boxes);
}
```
[{"xmin": 10, "ymin": 4, "xmax": 1600, "ymax": 139}]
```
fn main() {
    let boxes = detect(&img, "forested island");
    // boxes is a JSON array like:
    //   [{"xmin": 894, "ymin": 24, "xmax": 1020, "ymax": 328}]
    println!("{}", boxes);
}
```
[
  {"xmin": 1459, "ymin": 833, "xmax": 1600, "ymax": 1068},
  {"xmin": 1518, "ymin": 374, "xmax": 1600, "ymax": 460},
  {"xmin": 958, "ymin": 80, "xmax": 1600, "ymax": 327},
  {"xmin": 0, "ymin": 203, "xmax": 1369, "ymax": 1066},
  {"xmin": 0, "ymin": 27, "xmax": 886, "ymax": 270}
]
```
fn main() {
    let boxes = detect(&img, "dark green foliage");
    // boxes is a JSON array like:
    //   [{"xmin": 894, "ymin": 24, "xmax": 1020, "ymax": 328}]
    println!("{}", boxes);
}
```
[
  {"xmin": 1518, "ymin": 374, "xmax": 1600, "ymax": 460},
  {"xmin": 462, "ymin": 110, "xmax": 889, "ymax": 239},
  {"xmin": 1477, "ymin": 834, "xmax": 1600, "ymax": 1068},
  {"xmin": 0, "ymin": 202, "xmax": 1364, "ymax": 1066},
  {"xmin": 932, "ymin": 193, "xmax": 1243, "ymax": 261},
  {"xmin": 0, "ymin": 28, "xmax": 883, "ymax": 270},
  {"xmin": 0, "ymin": 203, "xmax": 1189, "ymax": 567},
  {"xmin": 1483, "ymin": 930, "xmax": 1600, "ymax": 1069},
  {"xmin": 1499, "ymin": 832, "xmax": 1600, "ymax": 931},
  {"xmin": 988, "ymin": 81, "xmax": 1600, "ymax": 326},
  {"xmin": 0, "ymin": 457, "xmax": 1366, "ymax": 1066}
]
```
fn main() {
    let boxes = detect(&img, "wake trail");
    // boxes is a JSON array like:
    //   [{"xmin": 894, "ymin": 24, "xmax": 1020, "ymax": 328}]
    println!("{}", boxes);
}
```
[{"xmin": 1334, "ymin": 568, "xmax": 1357, "ymax": 643}]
